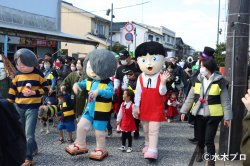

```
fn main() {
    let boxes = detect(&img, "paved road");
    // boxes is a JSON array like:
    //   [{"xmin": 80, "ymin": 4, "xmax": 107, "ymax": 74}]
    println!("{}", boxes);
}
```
[{"xmin": 34, "ymin": 120, "xmax": 197, "ymax": 166}]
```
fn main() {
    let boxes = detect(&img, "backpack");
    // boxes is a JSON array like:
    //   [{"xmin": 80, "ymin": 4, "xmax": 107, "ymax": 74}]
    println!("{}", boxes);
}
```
[{"xmin": 0, "ymin": 98, "xmax": 26, "ymax": 166}]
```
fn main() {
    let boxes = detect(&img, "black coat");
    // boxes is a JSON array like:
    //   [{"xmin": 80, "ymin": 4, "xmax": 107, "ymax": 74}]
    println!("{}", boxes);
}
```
[{"xmin": 0, "ymin": 97, "xmax": 26, "ymax": 166}]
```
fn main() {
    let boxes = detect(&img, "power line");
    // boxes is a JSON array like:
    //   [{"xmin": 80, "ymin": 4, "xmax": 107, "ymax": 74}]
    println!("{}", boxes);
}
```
[{"xmin": 61, "ymin": 1, "xmax": 150, "ymax": 14}]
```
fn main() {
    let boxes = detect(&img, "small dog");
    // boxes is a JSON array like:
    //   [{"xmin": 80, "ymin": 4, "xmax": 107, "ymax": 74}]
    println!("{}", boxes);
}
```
[{"xmin": 38, "ymin": 104, "xmax": 59, "ymax": 134}]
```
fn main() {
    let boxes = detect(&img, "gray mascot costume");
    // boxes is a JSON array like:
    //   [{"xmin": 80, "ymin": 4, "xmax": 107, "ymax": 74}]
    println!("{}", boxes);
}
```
[{"xmin": 66, "ymin": 49, "xmax": 117, "ymax": 160}]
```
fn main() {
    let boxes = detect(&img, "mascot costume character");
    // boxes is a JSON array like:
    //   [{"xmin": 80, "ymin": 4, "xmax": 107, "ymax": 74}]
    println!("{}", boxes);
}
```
[
  {"xmin": 134, "ymin": 41, "xmax": 170, "ymax": 160},
  {"xmin": 65, "ymin": 49, "xmax": 117, "ymax": 161}
]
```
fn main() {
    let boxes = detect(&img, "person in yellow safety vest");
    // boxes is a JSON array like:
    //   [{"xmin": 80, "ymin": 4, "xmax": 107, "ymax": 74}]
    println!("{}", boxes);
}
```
[
  {"xmin": 180, "ymin": 57, "xmax": 232, "ymax": 166},
  {"xmin": 43, "ymin": 59, "xmax": 58, "ymax": 105},
  {"xmin": 122, "ymin": 69, "xmax": 140, "ymax": 139}
]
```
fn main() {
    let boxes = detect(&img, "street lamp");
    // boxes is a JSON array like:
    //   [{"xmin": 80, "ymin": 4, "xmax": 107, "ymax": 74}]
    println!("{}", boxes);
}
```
[{"xmin": 106, "ymin": 3, "xmax": 115, "ymax": 50}]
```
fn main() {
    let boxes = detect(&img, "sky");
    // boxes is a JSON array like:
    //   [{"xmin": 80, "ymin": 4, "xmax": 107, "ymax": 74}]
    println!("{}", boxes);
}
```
[{"xmin": 63, "ymin": 0, "xmax": 228, "ymax": 51}]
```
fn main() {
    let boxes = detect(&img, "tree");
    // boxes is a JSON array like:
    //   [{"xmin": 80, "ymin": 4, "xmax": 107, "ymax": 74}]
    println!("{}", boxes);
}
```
[
  {"xmin": 108, "ymin": 42, "xmax": 127, "ymax": 54},
  {"xmin": 214, "ymin": 42, "xmax": 226, "ymax": 67}
]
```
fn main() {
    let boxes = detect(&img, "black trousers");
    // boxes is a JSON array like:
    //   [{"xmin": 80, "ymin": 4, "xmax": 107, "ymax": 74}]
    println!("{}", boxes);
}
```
[
  {"xmin": 134, "ymin": 118, "xmax": 140, "ymax": 136},
  {"xmin": 122, "ymin": 131, "xmax": 132, "ymax": 147},
  {"xmin": 196, "ymin": 115, "xmax": 223, "ymax": 155},
  {"xmin": 107, "ymin": 111, "xmax": 113, "ymax": 131}
]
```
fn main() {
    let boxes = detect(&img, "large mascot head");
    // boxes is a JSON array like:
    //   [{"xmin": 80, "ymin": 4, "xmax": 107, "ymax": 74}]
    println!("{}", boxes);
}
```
[
  {"xmin": 135, "ymin": 41, "xmax": 166, "ymax": 75},
  {"xmin": 84, "ymin": 49, "xmax": 117, "ymax": 80},
  {"xmin": 14, "ymin": 48, "xmax": 38, "ymax": 73}
]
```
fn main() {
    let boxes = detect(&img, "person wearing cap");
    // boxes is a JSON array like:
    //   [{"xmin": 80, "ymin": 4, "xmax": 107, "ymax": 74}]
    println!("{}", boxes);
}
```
[
  {"xmin": 180, "ymin": 46, "xmax": 232, "ymax": 166},
  {"xmin": 114, "ymin": 50, "xmax": 141, "ymax": 90},
  {"xmin": 186, "ymin": 47, "xmax": 217, "ymax": 145},
  {"xmin": 114, "ymin": 50, "xmax": 141, "ymax": 108},
  {"xmin": 7, "ymin": 48, "xmax": 50, "ymax": 166}
]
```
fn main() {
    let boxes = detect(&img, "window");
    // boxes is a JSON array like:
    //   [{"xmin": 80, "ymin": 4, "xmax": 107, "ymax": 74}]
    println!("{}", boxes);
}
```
[
  {"xmin": 148, "ymin": 35, "xmax": 153, "ymax": 41},
  {"xmin": 95, "ymin": 23, "xmax": 105, "ymax": 36},
  {"xmin": 167, "ymin": 35, "xmax": 170, "ymax": 43},
  {"xmin": 156, "ymin": 37, "xmax": 159, "ymax": 42}
]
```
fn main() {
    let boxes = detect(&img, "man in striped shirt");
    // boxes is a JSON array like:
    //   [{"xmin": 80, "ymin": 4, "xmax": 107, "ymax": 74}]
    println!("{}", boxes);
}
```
[{"xmin": 8, "ymin": 48, "xmax": 49, "ymax": 166}]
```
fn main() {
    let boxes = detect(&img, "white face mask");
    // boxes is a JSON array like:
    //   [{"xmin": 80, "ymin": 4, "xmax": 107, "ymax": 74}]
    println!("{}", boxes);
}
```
[
  {"xmin": 167, "ymin": 68, "xmax": 173, "ymax": 72},
  {"xmin": 39, "ymin": 64, "xmax": 43, "ymax": 68},
  {"xmin": 76, "ymin": 64, "xmax": 82, "ymax": 70},
  {"xmin": 71, "ymin": 67, "xmax": 76, "ymax": 71},
  {"xmin": 120, "ymin": 60, "xmax": 128, "ymax": 65},
  {"xmin": 44, "ymin": 64, "xmax": 51, "ymax": 70},
  {"xmin": 200, "ymin": 67, "xmax": 209, "ymax": 77}
]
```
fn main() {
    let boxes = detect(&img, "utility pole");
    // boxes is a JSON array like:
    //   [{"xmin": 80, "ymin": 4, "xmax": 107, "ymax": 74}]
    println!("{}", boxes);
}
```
[
  {"xmin": 219, "ymin": 0, "xmax": 250, "ymax": 158},
  {"xmin": 110, "ymin": 3, "xmax": 113, "ymax": 50},
  {"xmin": 216, "ymin": 0, "xmax": 221, "ymax": 46},
  {"xmin": 106, "ymin": 3, "xmax": 114, "ymax": 51},
  {"xmin": 134, "ymin": 27, "xmax": 137, "ymax": 53}
]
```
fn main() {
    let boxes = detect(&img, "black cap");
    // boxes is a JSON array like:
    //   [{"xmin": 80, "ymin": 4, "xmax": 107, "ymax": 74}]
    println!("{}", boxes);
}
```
[
  {"xmin": 119, "ymin": 49, "xmax": 130, "ymax": 60},
  {"xmin": 200, "ymin": 47, "xmax": 215, "ymax": 59}
]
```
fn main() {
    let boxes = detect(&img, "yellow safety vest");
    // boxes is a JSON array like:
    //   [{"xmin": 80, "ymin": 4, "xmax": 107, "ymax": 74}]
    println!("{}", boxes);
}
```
[
  {"xmin": 193, "ymin": 80, "xmax": 223, "ymax": 116},
  {"xmin": 86, "ymin": 78, "xmax": 112, "ymax": 121}
]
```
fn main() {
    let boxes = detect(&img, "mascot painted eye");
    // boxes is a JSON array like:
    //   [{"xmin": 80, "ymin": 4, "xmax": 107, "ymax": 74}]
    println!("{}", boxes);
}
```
[
  {"xmin": 139, "ymin": 58, "xmax": 146, "ymax": 64},
  {"xmin": 152, "ymin": 56, "xmax": 160, "ymax": 62}
]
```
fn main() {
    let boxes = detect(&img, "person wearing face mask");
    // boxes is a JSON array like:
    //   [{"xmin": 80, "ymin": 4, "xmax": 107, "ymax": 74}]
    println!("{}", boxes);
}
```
[
  {"xmin": 180, "ymin": 56, "xmax": 232, "ymax": 166},
  {"xmin": 185, "ymin": 48, "xmax": 218, "ymax": 145},
  {"xmin": 114, "ymin": 50, "xmax": 141, "ymax": 116},
  {"xmin": 37, "ymin": 58, "xmax": 44, "ymax": 72},
  {"xmin": 60, "ymin": 58, "xmax": 88, "ymax": 117},
  {"xmin": 0, "ymin": 52, "xmax": 16, "ymax": 98},
  {"xmin": 43, "ymin": 59, "xmax": 58, "ymax": 105},
  {"xmin": 70, "ymin": 61, "xmax": 77, "ymax": 72}
]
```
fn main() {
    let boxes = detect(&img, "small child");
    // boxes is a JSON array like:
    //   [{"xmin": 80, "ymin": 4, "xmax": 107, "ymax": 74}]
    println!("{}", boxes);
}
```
[
  {"xmin": 116, "ymin": 89, "xmax": 136, "ymax": 153},
  {"xmin": 57, "ymin": 92, "xmax": 75, "ymax": 143},
  {"xmin": 166, "ymin": 92, "xmax": 180, "ymax": 123}
]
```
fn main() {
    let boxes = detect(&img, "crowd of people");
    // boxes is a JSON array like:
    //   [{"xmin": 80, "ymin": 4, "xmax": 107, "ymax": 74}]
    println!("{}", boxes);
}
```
[{"xmin": 0, "ymin": 42, "xmax": 249, "ymax": 166}]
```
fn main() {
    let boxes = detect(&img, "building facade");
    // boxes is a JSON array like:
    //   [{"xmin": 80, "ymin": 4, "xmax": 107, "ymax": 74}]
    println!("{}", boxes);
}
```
[
  {"xmin": 0, "ymin": 0, "xmax": 97, "ymax": 61},
  {"xmin": 112, "ymin": 22, "xmax": 176, "ymax": 57},
  {"xmin": 61, "ymin": 1, "xmax": 110, "ymax": 58}
]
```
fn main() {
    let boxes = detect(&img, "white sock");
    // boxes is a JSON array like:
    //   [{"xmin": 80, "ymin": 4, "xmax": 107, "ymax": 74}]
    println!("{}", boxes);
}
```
[{"xmin": 148, "ymin": 148, "xmax": 158, "ymax": 154}]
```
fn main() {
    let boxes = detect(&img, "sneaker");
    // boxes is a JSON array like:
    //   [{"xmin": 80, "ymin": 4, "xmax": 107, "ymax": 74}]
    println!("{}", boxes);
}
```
[
  {"xmin": 188, "ymin": 138, "xmax": 198, "ymax": 144},
  {"xmin": 118, "ymin": 146, "xmax": 126, "ymax": 151},
  {"xmin": 126, "ymin": 147, "xmax": 132, "ymax": 153}
]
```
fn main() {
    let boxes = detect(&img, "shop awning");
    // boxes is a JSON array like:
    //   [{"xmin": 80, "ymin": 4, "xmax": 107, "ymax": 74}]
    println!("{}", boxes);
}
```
[{"xmin": 0, "ymin": 23, "xmax": 99, "ymax": 46}]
